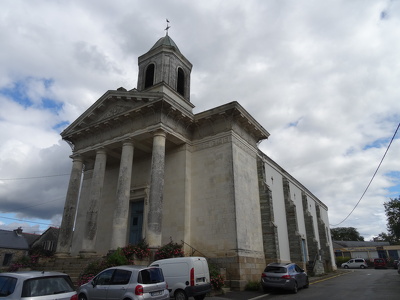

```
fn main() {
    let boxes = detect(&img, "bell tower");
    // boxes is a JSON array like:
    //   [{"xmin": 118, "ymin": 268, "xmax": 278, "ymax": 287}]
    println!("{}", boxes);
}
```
[{"xmin": 137, "ymin": 35, "xmax": 193, "ymax": 104}]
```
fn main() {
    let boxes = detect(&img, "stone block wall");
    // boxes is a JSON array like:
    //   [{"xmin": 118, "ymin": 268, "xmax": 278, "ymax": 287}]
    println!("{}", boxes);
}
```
[
  {"xmin": 282, "ymin": 178, "xmax": 303, "ymax": 264},
  {"xmin": 257, "ymin": 157, "xmax": 279, "ymax": 264}
]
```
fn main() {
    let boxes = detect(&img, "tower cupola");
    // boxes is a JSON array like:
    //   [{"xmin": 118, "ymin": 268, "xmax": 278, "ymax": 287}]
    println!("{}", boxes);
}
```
[{"xmin": 137, "ymin": 35, "xmax": 193, "ymax": 103}]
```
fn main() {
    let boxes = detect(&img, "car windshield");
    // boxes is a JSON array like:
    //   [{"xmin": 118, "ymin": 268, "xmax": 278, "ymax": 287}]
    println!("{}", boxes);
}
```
[
  {"xmin": 137, "ymin": 268, "xmax": 164, "ymax": 284},
  {"xmin": 265, "ymin": 266, "xmax": 287, "ymax": 273},
  {"xmin": 21, "ymin": 276, "xmax": 75, "ymax": 297},
  {"xmin": 0, "ymin": 276, "xmax": 17, "ymax": 296}
]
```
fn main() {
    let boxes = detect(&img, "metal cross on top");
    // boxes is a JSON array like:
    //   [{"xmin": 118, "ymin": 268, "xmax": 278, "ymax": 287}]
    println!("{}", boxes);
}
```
[{"xmin": 165, "ymin": 19, "xmax": 171, "ymax": 35}]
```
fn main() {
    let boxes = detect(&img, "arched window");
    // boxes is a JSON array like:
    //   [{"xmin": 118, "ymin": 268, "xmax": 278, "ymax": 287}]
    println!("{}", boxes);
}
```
[
  {"xmin": 144, "ymin": 63, "xmax": 155, "ymax": 88},
  {"xmin": 177, "ymin": 67, "xmax": 185, "ymax": 96}
]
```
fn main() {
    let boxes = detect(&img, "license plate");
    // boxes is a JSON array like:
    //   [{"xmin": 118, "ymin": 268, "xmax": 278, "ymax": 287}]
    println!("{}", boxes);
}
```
[
  {"xmin": 268, "ymin": 277, "xmax": 280, "ymax": 281},
  {"xmin": 151, "ymin": 291, "xmax": 162, "ymax": 296}
]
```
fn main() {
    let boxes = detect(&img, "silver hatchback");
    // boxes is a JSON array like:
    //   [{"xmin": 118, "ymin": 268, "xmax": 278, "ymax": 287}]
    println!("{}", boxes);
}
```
[
  {"xmin": 261, "ymin": 262, "xmax": 309, "ymax": 293},
  {"xmin": 0, "ymin": 271, "xmax": 77, "ymax": 300},
  {"xmin": 77, "ymin": 265, "xmax": 169, "ymax": 300}
]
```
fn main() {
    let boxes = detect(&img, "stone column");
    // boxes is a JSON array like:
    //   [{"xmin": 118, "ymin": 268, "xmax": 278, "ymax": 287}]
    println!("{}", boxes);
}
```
[
  {"xmin": 110, "ymin": 141, "xmax": 134, "ymax": 250},
  {"xmin": 55, "ymin": 156, "xmax": 83, "ymax": 256},
  {"xmin": 147, "ymin": 130, "xmax": 166, "ymax": 248},
  {"xmin": 81, "ymin": 148, "xmax": 107, "ymax": 255}
]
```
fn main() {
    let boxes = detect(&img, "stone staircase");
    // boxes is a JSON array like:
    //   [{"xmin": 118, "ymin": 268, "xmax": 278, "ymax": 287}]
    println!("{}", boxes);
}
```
[{"xmin": 37, "ymin": 257, "xmax": 101, "ymax": 286}]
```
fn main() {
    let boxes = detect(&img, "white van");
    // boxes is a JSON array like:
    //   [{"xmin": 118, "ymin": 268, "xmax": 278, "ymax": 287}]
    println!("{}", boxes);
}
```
[{"xmin": 150, "ymin": 257, "xmax": 212, "ymax": 300}]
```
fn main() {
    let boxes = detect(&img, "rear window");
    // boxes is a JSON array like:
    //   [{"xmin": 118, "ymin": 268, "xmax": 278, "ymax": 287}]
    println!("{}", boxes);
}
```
[
  {"xmin": 0, "ymin": 276, "xmax": 17, "ymax": 297},
  {"xmin": 355, "ymin": 259, "xmax": 364, "ymax": 263},
  {"xmin": 138, "ymin": 268, "xmax": 164, "ymax": 284},
  {"xmin": 112, "ymin": 269, "xmax": 131, "ymax": 285},
  {"xmin": 21, "ymin": 276, "xmax": 75, "ymax": 297},
  {"xmin": 264, "ymin": 266, "xmax": 287, "ymax": 273}
]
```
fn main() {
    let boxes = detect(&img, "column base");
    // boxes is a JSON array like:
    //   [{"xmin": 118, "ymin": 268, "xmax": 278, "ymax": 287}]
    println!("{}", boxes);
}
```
[
  {"xmin": 149, "ymin": 247, "xmax": 159, "ymax": 261},
  {"xmin": 79, "ymin": 251, "xmax": 98, "ymax": 258},
  {"xmin": 54, "ymin": 252, "xmax": 71, "ymax": 258}
]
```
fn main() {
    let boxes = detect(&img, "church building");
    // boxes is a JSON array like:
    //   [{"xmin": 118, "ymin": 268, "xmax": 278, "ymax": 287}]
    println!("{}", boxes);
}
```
[{"xmin": 56, "ymin": 34, "xmax": 336, "ymax": 287}]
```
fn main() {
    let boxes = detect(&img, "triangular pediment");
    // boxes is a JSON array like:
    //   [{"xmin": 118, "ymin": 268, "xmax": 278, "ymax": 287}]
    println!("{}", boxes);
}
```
[{"xmin": 61, "ymin": 89, "xmax": 161, "ymax": 137}]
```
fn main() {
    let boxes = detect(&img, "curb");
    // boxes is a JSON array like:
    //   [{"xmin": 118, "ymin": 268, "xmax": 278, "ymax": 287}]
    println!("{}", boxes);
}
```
[{"xmin": 309, "ymin": 269, "xmax": 351, "ymax": 284}]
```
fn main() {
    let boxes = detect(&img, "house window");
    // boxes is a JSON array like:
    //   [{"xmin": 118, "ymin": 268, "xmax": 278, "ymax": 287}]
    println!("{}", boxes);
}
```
[
  {"xmin": 145, "ymin": 63, "xmax": 155, "ymax": 88},
  {"xmin": 2, "ymin": 253, "xmax": 12, "ymax": 266},
  {"xmin": 177, "ymin": 67, "xmax": 185, "ymax": 96},
  {"xmin": 43, "ymin": 240, "xmax": 54, "ymax": 251}
]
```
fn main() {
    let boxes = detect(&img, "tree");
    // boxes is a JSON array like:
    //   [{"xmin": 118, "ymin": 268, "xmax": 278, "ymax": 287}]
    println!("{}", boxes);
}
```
[
  {"xmin": 372, "ymin": 232, "xmax": 397, "ymax": 244},
  {"xmin": 330, "ymin": 227, "xmax": 364, "ymax": 241},
  {"xmin": 383, "ymin": 196, "xmax": 400, "ymax": 243}
]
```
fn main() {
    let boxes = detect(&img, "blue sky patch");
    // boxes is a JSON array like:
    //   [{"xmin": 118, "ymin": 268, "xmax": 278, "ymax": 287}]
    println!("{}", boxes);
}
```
[{"xmin": 0, "ymin": 77, "xmax": 62, "ymax": 113}]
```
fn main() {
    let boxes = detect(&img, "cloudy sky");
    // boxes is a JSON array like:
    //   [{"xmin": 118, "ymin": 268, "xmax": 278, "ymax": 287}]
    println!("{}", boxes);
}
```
[{"xmin": 0, "ymin": 0, "xmax": 399, "ymax": 241}]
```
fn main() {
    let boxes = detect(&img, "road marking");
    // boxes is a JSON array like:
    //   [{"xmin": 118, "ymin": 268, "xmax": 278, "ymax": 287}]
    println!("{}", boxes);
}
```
[
  {"xmin": 310, "ymin": 271, "xmax": 351, "ymax": 285},
  {"xmin": 248, "ymin": 294, "xmax": 270, "ymax": 300}
]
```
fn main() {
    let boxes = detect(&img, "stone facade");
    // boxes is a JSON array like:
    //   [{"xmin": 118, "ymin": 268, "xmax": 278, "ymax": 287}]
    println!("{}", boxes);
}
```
[{"xmin": 56, "ymin": 35, "xmax": 336, "ymax": 288}]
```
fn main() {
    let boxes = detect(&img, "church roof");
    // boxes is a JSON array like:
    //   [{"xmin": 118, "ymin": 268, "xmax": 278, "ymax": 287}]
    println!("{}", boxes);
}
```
[{"xmin": 149, "ymin": 35, "xmax": 181, "ymax": 53}]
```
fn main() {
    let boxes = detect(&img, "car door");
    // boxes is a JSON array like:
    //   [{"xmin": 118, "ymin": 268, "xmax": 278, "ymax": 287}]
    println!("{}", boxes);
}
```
[
  {"xmin": 89, "ymin": 269, "xmax": 114, "ymax": 300},
  {"xmin": 106, "ymin": 269, "xmax": 132, "ymax": 300},
  {"xmin": 294, "ymin": 265, "xmax": 306, "ymax": 287},
  {"xmin": 348, "ymin": 259, "xmax": 355, "ymax": 268}
]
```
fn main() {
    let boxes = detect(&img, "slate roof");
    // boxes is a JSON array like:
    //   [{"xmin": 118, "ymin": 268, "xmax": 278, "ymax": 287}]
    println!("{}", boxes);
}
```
[
  {"xmin": 333, "ymin": 240, "xmax": 390, "ymax": 248},
  {"xmin": 149, "ymin": 35, "xmax": 181, "ymax": 53},
  {"xmin": 0, "ymin": 229, "xmax": 29, "ymax": 250},
  {"xmin": 22, "ymin": 232, "xmax": 41, "ymax": 246}
]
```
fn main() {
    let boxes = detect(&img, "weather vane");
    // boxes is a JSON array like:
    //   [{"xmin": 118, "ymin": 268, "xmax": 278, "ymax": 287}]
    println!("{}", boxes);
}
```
[{"xmin": 165, "ymin": 18, "xmax": 171, "ymax": 36}]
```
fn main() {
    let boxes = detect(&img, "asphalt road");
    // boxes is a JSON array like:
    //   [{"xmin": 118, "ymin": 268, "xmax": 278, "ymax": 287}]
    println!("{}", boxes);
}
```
[{"xmin": 206, "ymin": 268, "xmax": 400, "ymax": 300}]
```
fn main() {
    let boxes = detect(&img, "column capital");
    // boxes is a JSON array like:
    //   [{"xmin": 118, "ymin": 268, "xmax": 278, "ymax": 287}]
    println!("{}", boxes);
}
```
[
  {"xmin": 96, "ymin": 148, "xmax": 108, "ymax": 155},
  {"xmin": 121, "ymin": 139, "xmax": 134, "ymax": 147},
  {"xmin": 152, "ymin": 129, "xmax": 166, "ymax": 138},
  {"xmin": 71, "ymin": 155, "xmax": 83, "ymax": 163}
]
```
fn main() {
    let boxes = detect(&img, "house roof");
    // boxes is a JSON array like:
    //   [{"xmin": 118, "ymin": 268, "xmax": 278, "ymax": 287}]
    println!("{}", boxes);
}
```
[
  {"xmin": 22, "ymin": 232, "xmax": 41, "ymax": 246},
  {"xmin": 333, "ymin": 240, "xmax": 390, "ymax": 248},
  {"xmin": 0, "ymin": 229, "xmax": 29, "ymax": 250}
]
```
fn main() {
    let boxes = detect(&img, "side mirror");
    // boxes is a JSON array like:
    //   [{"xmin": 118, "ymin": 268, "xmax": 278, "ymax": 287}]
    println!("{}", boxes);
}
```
[{"xmin": 91, "ymin": 281, "xmax": 96, "ymax": 287}]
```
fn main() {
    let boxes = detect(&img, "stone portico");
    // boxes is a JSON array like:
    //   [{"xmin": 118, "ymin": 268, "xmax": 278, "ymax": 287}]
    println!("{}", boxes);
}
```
[{"xmin": 56, "ymin": 34, "xmax": 336, "ymax": 288}]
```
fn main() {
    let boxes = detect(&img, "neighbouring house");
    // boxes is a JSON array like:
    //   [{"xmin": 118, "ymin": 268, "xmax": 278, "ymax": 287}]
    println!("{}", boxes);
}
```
[
  {"xmin": 0, "ymin": 228, "xmax": 31, "ymax": 270},
  {"xmin": 56, "ymin": 34, "xmax": 336, "ymax": 288},
  {"xmin": 31, "ymin": 227, "xmax": 59, "ymax": 253},
  {"xmin": 333, "ymin": 240, "xmax": 400, "ymax": 262}
]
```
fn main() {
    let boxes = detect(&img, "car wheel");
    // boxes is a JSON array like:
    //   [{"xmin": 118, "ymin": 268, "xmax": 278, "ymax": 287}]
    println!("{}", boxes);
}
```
[
  {"xmin": 304, "ymin": 278, "xmax": 309, "ymax": 288},
  {"xmin": 360, "ymin": 265, "xmax": 365, "ymax": 269},
  {"xmin": 175, "ymin": 290, "xmax": 188, "ymax": 300},
  {"xmin": 194, "ymin": 294, "xmax": 206, "ymax": 300},
  {"xmin": 292, "ymin": 282, "xmax": 298, "ymax": 294},
  {"xmin": 344, "ymin": 265, "xmax": 349, "ymax": 269},
  {"xmin": 78, "ymin": 294, "xmax": 87, "ymax": 300}
]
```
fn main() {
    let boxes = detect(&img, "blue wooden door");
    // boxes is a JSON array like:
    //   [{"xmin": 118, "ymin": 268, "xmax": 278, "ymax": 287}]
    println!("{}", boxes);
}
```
[{"xmin": 129, "ymin": 201, "xmax": 144, "ymax": 245}]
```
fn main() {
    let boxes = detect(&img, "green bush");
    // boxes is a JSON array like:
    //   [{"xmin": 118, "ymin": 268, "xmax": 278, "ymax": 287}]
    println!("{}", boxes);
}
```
[
  {"xmin": 335, "ymin": 256, "xmax": 350, "ymax": 267},
  {"xmin": 121, "ymin": 240, "xmax": 150, "ymax": 260},
  {"xmin": 245, "ymin": 281, "xmax": 260, "ymax": 291},
  {"xmin": 154, "ymin": 240, "xmax": 184, "ymax": 260},
  {"xmin": 209, "ymin": 263, "xmax": 225, "ymax": 290}
]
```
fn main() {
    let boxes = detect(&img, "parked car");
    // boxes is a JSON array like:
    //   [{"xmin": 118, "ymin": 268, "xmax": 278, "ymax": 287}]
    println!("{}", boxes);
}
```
[
  {"xmin": 341, "ymin": 258, "xmax": 368, "ymax": 269},
  {"xmin": 373, "ymin": 258, "xmax": 387, "ymax": 269},
  {"xmin": 150, "ymin": 256, "xmax": 211, "ymax": 300},
  {"xmin": 77, "ymin": 265, "xmax": 168, "ymax": 300},
  {"xmin": 261, "ymin": 262, "xmax": 309, "ymax": 294},
  {"xmin": 0, "ymin": 271, "xmax": 77, "ymax": 300}
]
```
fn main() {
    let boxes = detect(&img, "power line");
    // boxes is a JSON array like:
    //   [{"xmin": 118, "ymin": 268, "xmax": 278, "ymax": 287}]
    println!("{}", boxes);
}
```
[
  {"xmin": 330, "ymin": 122, "xmax": 400, "ymax": 227},
  {"xmin": 0, "ymin": 174, "xmax": 69, "ymax": 181},
  {"xmin": 0, "ymin": 215, "xmax": 60, "ymax": 227}
]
